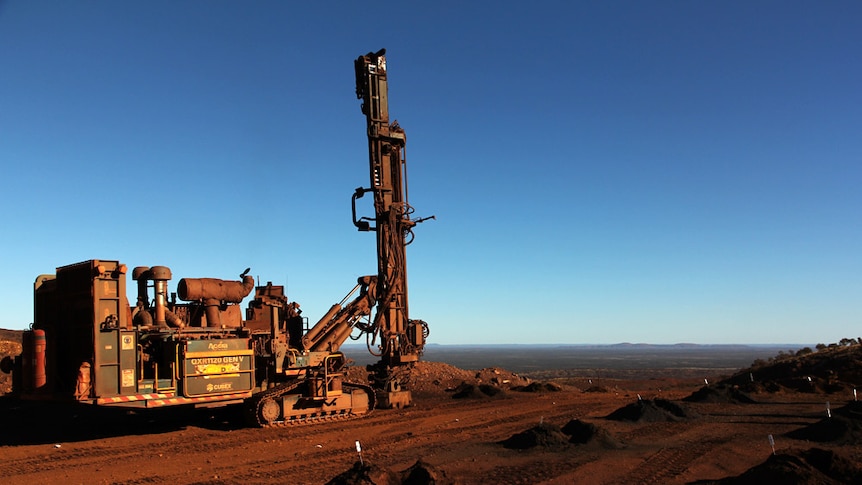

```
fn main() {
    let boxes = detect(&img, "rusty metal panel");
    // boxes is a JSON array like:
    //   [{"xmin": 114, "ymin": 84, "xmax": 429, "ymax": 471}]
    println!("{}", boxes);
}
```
[{"xmin": 96, "ymin": 330, "xmax": 119, "ymax": 396}]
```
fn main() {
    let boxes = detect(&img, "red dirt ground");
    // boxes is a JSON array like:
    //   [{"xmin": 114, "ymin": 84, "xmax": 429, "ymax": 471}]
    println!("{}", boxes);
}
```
[
  {"xmin": 1, "ymin": 358, "xmax": 860, "ymax": 484},
  {"xmin": 3, "ymin": 334, "xmax": 862, "ymax": 484}
]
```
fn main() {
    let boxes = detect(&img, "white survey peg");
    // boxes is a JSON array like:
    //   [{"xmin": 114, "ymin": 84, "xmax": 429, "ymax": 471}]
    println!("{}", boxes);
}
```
[
  {"xmin": 768, "ymin": 434, "xmax": 775, "ymax": 455},
  {"xmin": 854, "ymin": 388, "xmax": 858, "ymax": 401},
  {"xmin": 355, "ymin": 440, "xmax": 363, "ymax": 465},
  {"xmin": 826, "ymin": 401, "xmax": 831, "ymax": 419}
]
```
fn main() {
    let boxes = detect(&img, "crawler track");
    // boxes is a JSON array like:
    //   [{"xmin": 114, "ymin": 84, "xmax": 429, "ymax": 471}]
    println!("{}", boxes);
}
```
[{"xmin": 245, "ymin": 381, "xmax": 376, "ymax": 428}]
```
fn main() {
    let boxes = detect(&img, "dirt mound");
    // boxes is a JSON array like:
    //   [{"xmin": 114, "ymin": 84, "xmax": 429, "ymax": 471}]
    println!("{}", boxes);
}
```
[
  {"xmin": 399, "ymin": 460, "xmax": 455, "ymax": 485},
  {"xmin": 344, "ymin": 361, "xmax": 476, "ymax": 394},
  {"xmin": 354, "ymin": 362, "xmax": 528, "ymax": 395},
  {"xmin": 683, "ymin": 384, "xmax": 757, "ymax": 404},
  {"xmin": 583, "ymin": 385, "xmax": 609, "ymax": 393},
  {"xmin": 410, "ymin": 362, "xmax": 476, "ymax": 392},
  {"xmin": 326, "ymin": 461, "xmax": 399, "ymax": 485},
  {"xmin": 786, "ymin": 401, "xmax": 862, "ymax": 444},
  {"xmin": 787, "ymin": 415, "xmax": 862, "ymax": 444},
  {"xmin": 605, "ymin": 398, "xmax": 698, "ymax": 423},
  {"xmin": 0, "ymin": 329, "xmax": 23, "ymax": 343},
  {"xmin": 836, "ymin": 400, "xmax": 862, "ymax": 417},
  {"xmin": 500, "ymin": 423, "xmax": 571, "ymax": 450},
  {"xmin": 451, "ymin": 382, "xmax": 503, "ymax": 399},
  {"xmin": 345, "ymin": 361, "xmax": 526, "ymax": 398},
  {"xmin": 345, "ymin": 360, "xmax": 532, "ymax": 402},
  {"xmin": 473, "ymin": 367, "xmax": 530, "ymax": 388},
  {"xmin": 561, "ymin": 419, "xmax": 622, "ymax": 448},
  {"xmin": 325, "ymin": 460, "xmax": 455, "ymax": 485},
  {"xmin": 513, "ymin": 381, "xmax": 562, "ymax": 393},
  {"xmin": 699, "ymin": 447, "xmax": 862, "ymax": 484}
]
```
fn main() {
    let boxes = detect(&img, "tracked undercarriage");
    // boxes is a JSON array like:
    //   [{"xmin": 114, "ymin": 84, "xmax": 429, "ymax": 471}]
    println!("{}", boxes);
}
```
[{"xmin": 246, "ymin": 380, "xmax": 376, "ymax": 428}]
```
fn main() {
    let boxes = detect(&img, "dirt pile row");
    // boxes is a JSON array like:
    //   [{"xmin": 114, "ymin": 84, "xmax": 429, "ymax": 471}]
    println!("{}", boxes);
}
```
[
  {"xmin": 512, "ymin": 381, "xmax": 563, "ymax": 393},
  {"xmin": 326, "ymin": 459, "xmax": 454, "ymax": 485},
  {"xmin": 450, "ymin": 382, "xmax": 504, "ymax": 399},
  {"xmin": 683, "ymin": 384, "xmax": 757, "ymax": 404},
  {"xmin": 449, "ymin": 380, "xmax": 563, "ymax": 400}
]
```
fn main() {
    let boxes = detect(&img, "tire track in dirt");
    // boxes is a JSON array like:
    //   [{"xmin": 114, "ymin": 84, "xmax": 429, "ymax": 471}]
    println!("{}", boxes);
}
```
[
  {"xmin": 0, "ymin": 424, "xmax": 297, "ymax": 479},
  {"xmin": 477, "ymin": 453, "xmax": 595, "ymax": 485},
  {"xmin": 0, "ymin": 446, "xmax": 126, "ymax": 477},
  {"xmin": 620, "ymin": 437, "xmax": 728, "ymax": 484},
  {"xmin": 616, "ymin": 421, "xmax": 698, "ymax": 443},
  {"xmin": 0, "ymin": 436, "xmax": 211, "ymax": 479},
  {"xmin": 400, "ymin": 394, "xmax": 600, "ymax": 439}
]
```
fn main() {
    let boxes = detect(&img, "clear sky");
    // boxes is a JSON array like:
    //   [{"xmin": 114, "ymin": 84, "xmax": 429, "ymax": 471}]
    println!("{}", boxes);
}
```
[{"xmin": 1, "ymin": 2, "xmax": 859, "ymax": 344}]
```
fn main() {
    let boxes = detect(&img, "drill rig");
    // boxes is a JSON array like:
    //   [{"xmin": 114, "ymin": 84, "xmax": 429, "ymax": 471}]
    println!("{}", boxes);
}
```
[{"xmin": 2, "ymin": 49, "xmax": 431, "ymax": 426}]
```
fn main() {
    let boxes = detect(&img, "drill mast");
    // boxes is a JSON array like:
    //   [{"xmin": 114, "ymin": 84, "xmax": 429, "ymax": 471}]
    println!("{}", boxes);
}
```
[{"xmin": 353, "ymin": 49, "xmax": 431, "ymax": 402}]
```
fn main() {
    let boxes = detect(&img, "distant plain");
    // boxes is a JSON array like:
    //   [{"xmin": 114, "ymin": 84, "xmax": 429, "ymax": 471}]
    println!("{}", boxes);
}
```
[{"xmin": 343, "ymin": 343, "xmax": 794, "ymax": 378}]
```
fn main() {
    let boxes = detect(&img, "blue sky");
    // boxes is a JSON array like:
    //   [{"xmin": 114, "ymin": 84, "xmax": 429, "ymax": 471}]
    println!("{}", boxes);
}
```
[{"xmin": 1, "ymin": 2, "xmax": 859, "ymax": 344}]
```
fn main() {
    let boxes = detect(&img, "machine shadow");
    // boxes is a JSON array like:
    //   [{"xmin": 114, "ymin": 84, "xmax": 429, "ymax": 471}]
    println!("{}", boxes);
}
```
[{"xmin": 0, "ymin": 396, "xmax": 247, "ymax": 446}]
